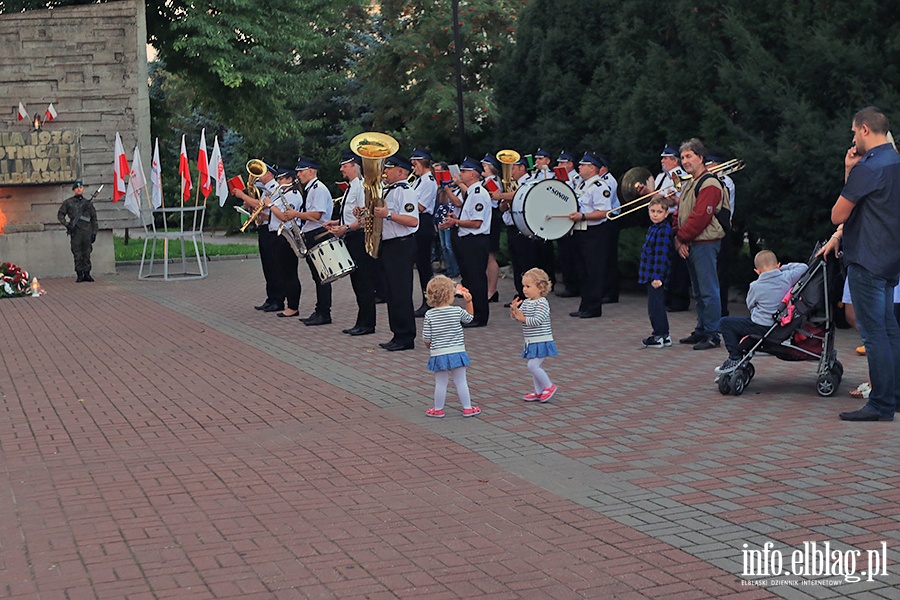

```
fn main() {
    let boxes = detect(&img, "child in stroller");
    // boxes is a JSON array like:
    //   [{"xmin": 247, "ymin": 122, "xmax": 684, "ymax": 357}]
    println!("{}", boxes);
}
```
[{"xmin": 715, "ymin": 246, "xmax": 843, "ymax": 396}]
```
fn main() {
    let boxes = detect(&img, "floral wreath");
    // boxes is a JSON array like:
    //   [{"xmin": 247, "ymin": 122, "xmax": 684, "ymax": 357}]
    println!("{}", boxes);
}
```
[{"xmin": 1, "ymin": 262, "xmax": 31, "ymax": 298}]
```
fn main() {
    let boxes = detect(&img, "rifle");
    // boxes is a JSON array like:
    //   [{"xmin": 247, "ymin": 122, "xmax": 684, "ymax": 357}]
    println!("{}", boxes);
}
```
[{"xmin": 66, "ymin": 184, "xmax": 103, "ymax": 235}]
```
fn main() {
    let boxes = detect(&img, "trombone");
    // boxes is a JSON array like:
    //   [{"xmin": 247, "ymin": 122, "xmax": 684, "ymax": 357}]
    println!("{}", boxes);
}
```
[{"xmin": 608, "ymin": 159, "xmax": 745, "ymax": 221}]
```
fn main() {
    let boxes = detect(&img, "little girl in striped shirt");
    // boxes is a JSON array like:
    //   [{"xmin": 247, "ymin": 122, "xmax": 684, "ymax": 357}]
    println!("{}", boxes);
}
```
[
  {"xmin": 510, "ymin": 268, "xmax": 558, "ymax": 402},
  {"xmin": 422, "ymin": 275, "xmax": 481, "ymax": 418}
]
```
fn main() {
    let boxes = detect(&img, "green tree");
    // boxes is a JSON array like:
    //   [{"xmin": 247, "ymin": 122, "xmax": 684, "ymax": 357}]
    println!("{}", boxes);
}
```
[
  {"xmin": 353, "ymin": 0, "xmax": 523, "ymax": 160},
  {"xmin": 494, "ymin": 0, "xmax": 900, "ymax": 262}
]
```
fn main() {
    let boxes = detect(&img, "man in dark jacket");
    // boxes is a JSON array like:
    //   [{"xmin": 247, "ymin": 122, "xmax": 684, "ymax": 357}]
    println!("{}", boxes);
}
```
[{"xmin": 57, "ymin": 180, "xmax": 99, "ymax": 282}]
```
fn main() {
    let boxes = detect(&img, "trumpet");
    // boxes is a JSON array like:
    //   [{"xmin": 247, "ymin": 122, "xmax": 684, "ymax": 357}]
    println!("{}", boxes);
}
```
[
  {"xmin": 496, "ymin": 149, "xmax": 520, "ymax": 193},
  {"xmin": 608, "ymin": 159, "xmax": 745, "ymax": 221},
  {"xmin": 351, "ymin": 132, "xmax": 400, "ymax": 258}
]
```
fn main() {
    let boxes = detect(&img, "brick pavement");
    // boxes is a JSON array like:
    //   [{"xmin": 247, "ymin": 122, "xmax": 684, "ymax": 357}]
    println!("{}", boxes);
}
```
[{"xmin": 1, "ymin": 257, "xmax": 898, "ymax": 599}]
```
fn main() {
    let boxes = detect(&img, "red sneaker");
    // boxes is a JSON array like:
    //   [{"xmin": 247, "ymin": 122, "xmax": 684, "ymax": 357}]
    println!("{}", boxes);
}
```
[
  {"xmin": 426, "ymin": 408, "xmax": 445, "ymax": 418},
  {"xmin": 539, "ymin": 384, "xmax": 557, "ymax": 403},
  {"xmin": 523, "ymin": 392, "xmax": 541, "ymax": 401},
  {"xmin": 462, "ymin": 406, "xmax": 481, "ymax": 417}
]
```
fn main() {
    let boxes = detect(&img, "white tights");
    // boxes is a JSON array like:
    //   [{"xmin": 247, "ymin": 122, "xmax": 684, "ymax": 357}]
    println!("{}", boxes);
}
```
[
  {"xmin": 433, "ymin": 367, "xmax": 472, "ymax": 410},
  {"xmin": 528, "ymin": 357, "xmax": 552, "ymax": 393}
]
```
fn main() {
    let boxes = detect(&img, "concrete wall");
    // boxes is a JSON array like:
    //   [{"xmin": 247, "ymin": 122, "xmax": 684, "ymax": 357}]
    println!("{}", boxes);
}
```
[{"xmin": 0, "ymin": 0, "xmax": 150, "ymax": 276}]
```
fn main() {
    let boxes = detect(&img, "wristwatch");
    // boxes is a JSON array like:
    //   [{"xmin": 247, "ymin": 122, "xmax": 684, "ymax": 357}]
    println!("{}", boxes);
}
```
[{"xmin": 386, "ymin": 212, "xmax": 393, "ymax": 221}]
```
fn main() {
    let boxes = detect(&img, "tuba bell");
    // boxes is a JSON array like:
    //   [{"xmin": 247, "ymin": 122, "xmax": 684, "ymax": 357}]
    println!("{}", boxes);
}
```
[
  {"xmin": 239, "ymin": 159, "xmax": 270, "ymax": 233},
  {"xmin": 351, "ymin": 132, "xmax": 400, "ymax": 258},
  {"xmin": 496, "ymin": 149, "xmax": 520, "ymax": 193}
]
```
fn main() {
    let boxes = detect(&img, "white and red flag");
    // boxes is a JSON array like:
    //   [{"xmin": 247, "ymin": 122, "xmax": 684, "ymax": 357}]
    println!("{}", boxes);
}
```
[
  {"xmin": 113, "ymin": 132, "xmax": 130, "ymax": 203},
  {"xmin": 198, "ymin": 128, "xmax": 211, "ymax": 199},
  {"xmin": 17, "ymin": 102, "xmax": 28, "ymax": 121},
  {"xmin": 178, "ymin": 135, "xmax": 192, "ymax": 203},
  {"xmin": 45, "ymin": 103, "xmax": 58, "ymax": 122},
  {"xmin": 208, "ymin": 136, "xmax": 228, "ymax": 206},
  {"xmin": 150, "ymin": 138, "xmax": 163, "ymax": 209},
  {"xmin": 123, "ymin": 145, "xmax": 147, "ymax": 218}
]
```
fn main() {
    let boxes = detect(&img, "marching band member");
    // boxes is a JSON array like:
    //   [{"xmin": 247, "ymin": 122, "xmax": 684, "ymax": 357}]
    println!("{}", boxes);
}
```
[
  {"xmin": 410, "ymin": 148, "xmax": 438, "ymax": 317},
  {"xmin": 441, "ymin": 157, "xmax": 492, "ymax": 326},
  {"xmin": 233, "ymin": 162, "xmax": 285, "ymax": 313},
  {"xmin": 530, "ymin": 147, "xmax": 554, "ymax": 181},
  {"xmin": 376, "ymin": 155, "xmax": 419, "ymax": 351},
  {"xmin": 492, "ymin": 155, "xmax": 540, "ymax": 303},
  {"xmin": 267, "ymin": 167, "xmax": 303, "ymax": 318},
  {"xmin": 706, "ymin": 154, "xmax": 736, "ymax": 317},
  {"xmin": 324, "ymin": 151, "xmax": 376, "ymax": 335},
  {"xmin": 555, "ymin": 150, "xmax": 582, "ymax": 298},
  {"xmin": 567, "ymin": 151, "xmax": 618, "ymax": 319},
  {"xmin": 655, "ymin": 145, "xmax": 688, "ymax": 210},
  {"xmin": 289, "ymin": 157, "xmax": 334, "ymax": 326},
  {"xmin": 482, "ymin": 153, "xmax": 504, "ymax": 303}
]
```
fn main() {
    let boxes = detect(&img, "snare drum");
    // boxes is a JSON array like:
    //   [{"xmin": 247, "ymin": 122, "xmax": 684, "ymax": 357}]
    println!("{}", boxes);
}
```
[
  {"xmin": 511, "ymin": 179, "xmax": 578, "ymax": 240},
  {"xmin": 309, "ymin": 237, "xmax": 357, "ymax": 284}
]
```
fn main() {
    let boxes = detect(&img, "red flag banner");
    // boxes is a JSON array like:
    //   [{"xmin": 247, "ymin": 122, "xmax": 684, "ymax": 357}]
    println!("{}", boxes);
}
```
[
  {"xmin": 179, "ymin": 135, "xmax": 192, "ymax": 203},
  {"xmin": 198, "ymin": 128, "xmax": 211, "ymax": 199}
]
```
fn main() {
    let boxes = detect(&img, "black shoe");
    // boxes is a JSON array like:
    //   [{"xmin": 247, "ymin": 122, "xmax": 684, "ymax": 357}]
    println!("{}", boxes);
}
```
[
  {"xmin": 378, "ymin": 341, "xmax": 396, "ymax": 349},
  {"xmin": 679, "ymin": 331, "xmax": 706, "ymax": 345},
  {"xmin": 692, "ymin": 337, "xmax": 720, "ymax": 350},
  {"xmin": 488, "ymin": 292, "xmax": 499, "ymax": 303},
  {"xmin": 83, "ymin": 271, "xmax": 94, "ymax": 282},
  {"xmin": 76, "ymin": 271, "xmax": 85, "ymax": 283},
  {"xmin": 254, "ymin": 302, "xmax": 272, "ymax": 311},
  {"xmin": 569, "ymin": 310, "xmax": 601, "ymax": 318},
  {"xmin": 374, "ymin": 296, "xmax": 386, "ymax": 304},
  {"xmin": 276, "ymin": 311, "xmax": 300, "ymax": 318},
  {"xmin": 839, "ymin": 406, "xmax": 894, "ymax": 421},
  {"xmin": 303, "ymin": 313, "xmax": 332, "ymax": 326},
  {"xmin": 462, "ymin": 321, "xmax": 487, "ymax": 328},
  {"xmin": 555, "ymin": 289, "xmax": 579, "ymax": 298},
  {"xmin": 263, "ymin": 304, "xmax": 285, "ymax": 313},
  {"xmin": 414, "ymin": 302, "xmax": 430, "ymax": 318},
  {"xmin": 383, "ymin": 341, "xmax": 414, "ymax": 351},
  {"xmin": 349, "ymin": 327, "xmax": 375, "ymax": 336}
]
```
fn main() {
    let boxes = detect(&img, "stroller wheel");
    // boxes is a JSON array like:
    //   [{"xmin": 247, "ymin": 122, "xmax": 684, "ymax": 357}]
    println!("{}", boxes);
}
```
[
  {"xmin": 745, "ymin": 362, "xmax": 755, "ymax": 382},
  {"xmin": 717, "ymin": 374, "xmax": 733, "ymax": 395},
  {"xmin": 816, "ymin": 373, "xmax": 839, "ymax": 397},
  {"xmin": 832, "ymin": 360, "xmax": 843, "ymax": 382},
  {"xmin": 730, "ymin": 370, "xmax": 747, "ymax": 396}
]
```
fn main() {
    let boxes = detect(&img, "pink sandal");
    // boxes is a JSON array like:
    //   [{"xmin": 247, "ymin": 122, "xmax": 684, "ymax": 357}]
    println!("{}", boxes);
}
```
[
  {"xmin": 462, "ymin": 406, "xmax": 481, "ymax": 417},
  {"xmin": 426, "ymin": 408, "xmax": 445, "ymax": 418}
]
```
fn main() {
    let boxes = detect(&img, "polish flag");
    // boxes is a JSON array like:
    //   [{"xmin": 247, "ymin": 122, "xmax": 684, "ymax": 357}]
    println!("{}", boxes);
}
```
[
  {"xmin": 17, "ymin": 102, "xmax": 28, "ymax": 121},
  {"xmin": 178, "ymin": 135, "xmax": 192, "ymax": 203},
  {"xmin": 123, "ymin": 145, "xmax": 147, "ymax": 218},
  {"xmin": 198, "ymin": 128, "xmax": 211, "ymax": 199},
  {"xmin": 208, "ymin": 136, "xmax": 229, "ymax": 206},
  {"xmin": 150, "ymin": 138, "xmax": 163, "ymax": 209},
  {"xmin": 113, "ymin": 132, "xmax": 130, "ymax": 203},
  {"xmin": 45, "ymin": 103, "xmax": 58, "ymax": 122}
]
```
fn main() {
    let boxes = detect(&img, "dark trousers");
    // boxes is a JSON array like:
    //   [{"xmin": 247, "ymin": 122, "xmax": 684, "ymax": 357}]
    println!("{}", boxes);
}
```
[
  {"xmin": 647, "ymin": 282, "xmax": 669, "ymax": 337},
  {"xmin": 273, "ymin": 235, "xmax": 300, "ymax": 311},
  {"xmin": 70, "ymin": 227, "xmax": 93, "ymax": 272},
  {"xmin": 380, "ymin": 235, "xmax": 417, "ymax": 345},
  {"xmin": 718, "ymin": 317, "xmax": 769, "ymax": 360},
  {"xmin": 666, "ymin": 246, "xmax": 691, "ymax": 310},
  {"xmin": 575, "ymin": 224, "xmax": 615, "ymax": 315},
  {"xmin": 555, "ymin": 234, "xmax": 580, "ymax": 294},
  {"xmin": 456, "ymin": 233, "xmax": 490, "ymax": 324},
  {"xmin": 258, "ymin": 227, "xmax": 285, "ymax": 307},
  {"xmin": 717, "ymin": 231, "xmax": 733, "ymax": 316},
  {"xmin": 414, "ymin": 212, "xmax": 435, "ymax": 296},
  {"xmin": 508, "ymin": 225, "xmax": 541, "ymax": 298},
  {"xmin": 303, "ymin": 228, "xmax": 333, "ymax": 317},
  {"xmin": 345, "ymin": 231, "xmax": 376, "ymax": 329}
]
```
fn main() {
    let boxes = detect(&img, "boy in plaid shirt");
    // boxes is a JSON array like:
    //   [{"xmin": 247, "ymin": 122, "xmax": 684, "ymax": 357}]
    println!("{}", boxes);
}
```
[{"xmin": 639, "ymin": 197, "xmax": 672, "ymax": 347}]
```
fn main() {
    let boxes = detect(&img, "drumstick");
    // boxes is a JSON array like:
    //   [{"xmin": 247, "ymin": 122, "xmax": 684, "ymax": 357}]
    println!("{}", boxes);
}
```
[{"xmin": 545, "ymin": 214, "xmax": 574, "ymax": 219}]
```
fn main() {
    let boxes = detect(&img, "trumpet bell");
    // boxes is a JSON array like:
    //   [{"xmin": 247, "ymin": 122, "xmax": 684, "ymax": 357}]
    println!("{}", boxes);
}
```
[
  {"xmin": 619, "ymin": 167, "xmax": 654, "ymax": 203},
  {"xmin": 350, "ymin": 132, "xmax": 400, "ymax": 159}
]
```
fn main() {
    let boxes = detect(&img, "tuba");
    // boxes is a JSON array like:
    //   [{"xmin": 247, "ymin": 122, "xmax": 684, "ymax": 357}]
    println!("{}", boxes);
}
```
[
  {"xmin": 350, "ymin": 132, "xmax": 400, "ymax": 258},
  {"xmin": 496, "ymin": 149, "xmax": 520, "ymax": 193},
  {"xmin": 239, "ymin": 159, "xmax": 270, "ymax": 233}
]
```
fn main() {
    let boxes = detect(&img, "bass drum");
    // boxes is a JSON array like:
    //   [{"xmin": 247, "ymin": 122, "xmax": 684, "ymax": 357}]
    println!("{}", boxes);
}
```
[
  {"xmin": 511, "ymin": 179, "xmax": 577, "ymax": 240},
  {"xmin": 308, "ymin": 237, "xmax": 357, "ymax": 284}
]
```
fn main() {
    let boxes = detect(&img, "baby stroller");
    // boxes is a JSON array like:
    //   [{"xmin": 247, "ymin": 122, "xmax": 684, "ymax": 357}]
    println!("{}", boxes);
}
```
[{"xmin": 716, "ymin": 242, "xmax": 843, "ymax": 397}]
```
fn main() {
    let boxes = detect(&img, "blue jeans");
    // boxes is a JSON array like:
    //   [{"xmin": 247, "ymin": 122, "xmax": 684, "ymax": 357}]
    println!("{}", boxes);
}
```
[
  {"xmin": 438, "ymin": 227, "xmax": 460, "ymax": 277},
  {"xmin": 848, "ymin": 264, "xmax": 900, "ymax": 418},
  {"xmin": 686, "ymin": 240, "xmax": 721, "ymax": 341}
]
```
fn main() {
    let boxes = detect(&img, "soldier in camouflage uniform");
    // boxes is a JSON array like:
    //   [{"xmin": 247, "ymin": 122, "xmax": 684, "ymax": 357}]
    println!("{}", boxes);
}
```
[{"xmin": 57, "ymin": 180, "xmax": 98, "ymax": 282}]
